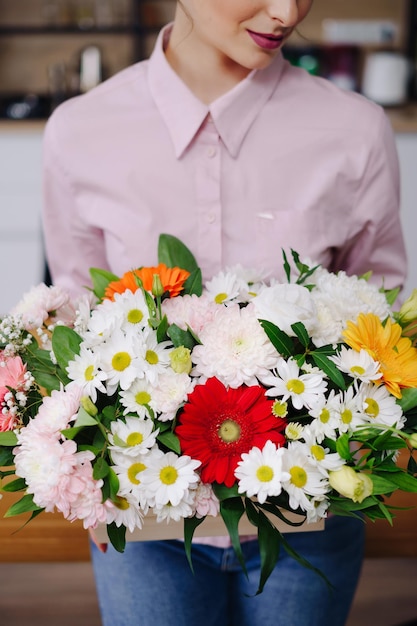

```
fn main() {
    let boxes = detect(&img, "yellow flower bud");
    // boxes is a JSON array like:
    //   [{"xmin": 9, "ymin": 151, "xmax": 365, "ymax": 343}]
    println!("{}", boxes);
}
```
[
  {"xmin": 170, "ymin": 346, "xmax": 192, "ymax": 374},
  {"xmin": 408, "ymin": 433, "xmax": 417, "ymax": 449},
  {"xmin": 329, "ymin": 466, "xmax": 373, "ymax": 503},
  {"xmin": 80, "ymin": 395, "xmax": 98, "ymax": 416},
  {"xmin": 399, "ymin": 289, "xmax": 417, "ymax": 324}
]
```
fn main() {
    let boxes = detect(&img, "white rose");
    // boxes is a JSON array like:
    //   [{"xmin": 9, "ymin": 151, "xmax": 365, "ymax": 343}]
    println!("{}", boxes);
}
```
[{"xmin": 329, "ymin": 466, "xmax": 373, "ymax": 503}]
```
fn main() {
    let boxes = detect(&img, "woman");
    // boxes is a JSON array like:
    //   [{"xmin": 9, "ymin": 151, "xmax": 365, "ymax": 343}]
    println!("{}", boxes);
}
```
[{"xmin": 42, "ymin": 1, "xmax": 407, "ymax": 624}]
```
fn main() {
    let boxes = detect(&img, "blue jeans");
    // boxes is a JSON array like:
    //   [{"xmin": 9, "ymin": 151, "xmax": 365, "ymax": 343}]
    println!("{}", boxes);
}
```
[{"xmin": 90, "ymin": 515, "xmax": 365, "ymax": 626}]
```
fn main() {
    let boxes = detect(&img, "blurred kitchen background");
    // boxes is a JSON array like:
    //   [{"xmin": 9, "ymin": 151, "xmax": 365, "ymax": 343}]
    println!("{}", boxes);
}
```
[
  {"xmin": 1, "ymin": 3, "xmax": 417, "ymax": 623},
  {"xmin": 0, "ymin": 0, "xmax": 417, "ymax": 312}
]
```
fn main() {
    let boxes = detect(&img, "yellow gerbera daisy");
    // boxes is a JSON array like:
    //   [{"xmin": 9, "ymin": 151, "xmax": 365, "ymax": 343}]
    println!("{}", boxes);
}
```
[{"xmin": 342, "ymin": 313, "xmax": 417, "ymax": 399}]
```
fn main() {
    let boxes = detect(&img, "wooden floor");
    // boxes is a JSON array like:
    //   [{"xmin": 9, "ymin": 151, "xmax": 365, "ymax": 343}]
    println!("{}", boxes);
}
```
[{"xmin": 0, "ymin": 558, "xmax": 417, "ymax": 625}]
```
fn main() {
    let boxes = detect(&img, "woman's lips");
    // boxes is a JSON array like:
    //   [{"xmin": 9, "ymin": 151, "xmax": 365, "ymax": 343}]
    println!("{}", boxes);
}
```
[{"xmin": 247, "ymin": 29, "xmax": 285, "ymax": 50}]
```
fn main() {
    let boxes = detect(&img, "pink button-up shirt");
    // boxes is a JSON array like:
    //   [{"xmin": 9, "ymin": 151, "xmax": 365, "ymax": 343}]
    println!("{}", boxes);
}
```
[{"xmin": 42, "ymin": 26, "xmax": 406, "ymax": 298}]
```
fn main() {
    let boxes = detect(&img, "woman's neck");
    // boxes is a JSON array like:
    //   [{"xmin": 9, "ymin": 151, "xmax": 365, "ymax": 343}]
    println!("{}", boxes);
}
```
[{"xmin": 164, "ymin": 17, "xmax": 251, "ymax": 104}]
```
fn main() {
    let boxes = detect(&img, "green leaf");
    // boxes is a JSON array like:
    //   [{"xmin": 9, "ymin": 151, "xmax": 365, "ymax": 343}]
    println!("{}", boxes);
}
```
[
  {"xmin": 183, "ymin": 268, "xmax": 203, "ymax": 296},
  {"xmin": 1, "ymin": 478, "xmax": 27, "ymax": 492},
  {"xmin": 335, "ymin": 434, "xmax": 352, "ymax": 461},
  {"xmin": 368, "ymin": 474, "xmax": 398, "ymax": 495},
  {"xmin": 311, "ymin": 351, "xmax": 347, "ymax": 389},
  {"xmin": 184, "ymin": 515, "xmax": 206, "ymax": 573},
  {"xmin": 0, "ymin": 448, "xmax": 14, "ymax": 466},
  {"xmin": 0, "ymin": 431, "xmax": 18, "ymax": 446},
  {"xmin": 167, "ymin": 324, "xmax": 197, "ymax": 350},
  {"xmin": 89, "ymin": 268, "xmax": 120, "ymax": 300},
  {"xmin": 378, "ymin": 470, "xmax": 417, "ymax": 493},
  {"xmin": 156, "ymin": 315, "xmax": 169, "ymax": 343},
  {"xmin": 4, "ymin": 494, "xmax": 43, "ymax": 517},
  {"xmin": 245, "ymin": 500, "xmax": 281, "ymax": 595},
  {"xmin": 290, "ymin": 322, "xmax": 310, "ymax": 348},
  {"xmin": 399, "ymin": 388, "xmax": 417, "ymax": 413},
  {"xmin": 259, "ymin": 320, "xmax": 293, "ymax": 357},
  {"xmin": 93, "ymin": 457, "xmax": 110, "ymax": 480},
  {"xmin": 157, "ymin": 431, "xmax": 181, "ymax": 454},
  {"xmin": 108, "ymin": 468, "xmax": 120, "ymax": 501},
  {"xmin": 212, "ymin": 482, "xmax": 241, "ymax": 500},
  {"xmin": 158, "ymin": 234, "xmax": 199, "ymax": 273},
  {"xmin": 280, "ymin": 532, "xmax": 331, "ymax": 588},
  {"xmin": 220, "ymin": 498, "xmax": 247, "ymax": 575},
  {"xmin": 52, "ymin": 326, "xmax": 82, "ymax": 372},
  {"xmin": 107, "ymin": 522, "xmax": 126, "ymax": 553},
  {"xmin": 73, "ymin": 407, "xmax": 99, "ymax": 428}
]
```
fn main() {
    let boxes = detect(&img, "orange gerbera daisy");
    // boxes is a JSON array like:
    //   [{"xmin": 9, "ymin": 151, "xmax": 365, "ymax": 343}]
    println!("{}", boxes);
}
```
[
  {"xmin": 104, "ymin": 263, "xmax": 190, "ymax": 300},
  {"xmin": 343, "ymin": 312, "xmax": 417, "ymax": 398}
]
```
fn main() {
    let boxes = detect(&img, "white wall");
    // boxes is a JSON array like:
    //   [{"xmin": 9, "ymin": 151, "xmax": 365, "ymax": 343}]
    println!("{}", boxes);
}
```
[{"xmin": 396, "ymin": 134, "xmax": 417, "ymax": 300}]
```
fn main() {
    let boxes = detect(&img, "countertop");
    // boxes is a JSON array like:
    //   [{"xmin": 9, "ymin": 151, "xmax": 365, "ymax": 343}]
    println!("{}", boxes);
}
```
[{"xmin": 1, "ymin": 104, "xmax": 417, "ymax": 134}]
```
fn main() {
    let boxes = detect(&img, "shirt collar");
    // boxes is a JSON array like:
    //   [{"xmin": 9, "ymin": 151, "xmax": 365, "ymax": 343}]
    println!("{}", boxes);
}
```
[{"xmin": 147, "ymin": 24, "xmax": 285, "ymax": 158}]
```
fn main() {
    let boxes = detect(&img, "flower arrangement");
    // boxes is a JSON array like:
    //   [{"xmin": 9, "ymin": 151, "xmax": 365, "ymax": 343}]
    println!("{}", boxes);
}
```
[{"xmin": 1, "ymin": 234, "xmax": 417, "ymax": 593}]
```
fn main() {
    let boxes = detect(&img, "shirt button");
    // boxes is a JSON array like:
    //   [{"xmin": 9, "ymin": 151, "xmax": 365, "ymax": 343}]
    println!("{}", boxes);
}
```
[
  {"xmin": 207, "ymin": 213, "xmax": 216, "ymax": 223},
  {"xmin": 207, "ymin": 146, "xmax": 217, "ymax": 158}
]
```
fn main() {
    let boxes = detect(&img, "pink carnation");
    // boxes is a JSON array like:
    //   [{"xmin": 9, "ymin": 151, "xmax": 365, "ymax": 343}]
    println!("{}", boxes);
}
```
[
  {"xmin": 11, "ymin": 283, "xmax": 71, "ymax": 329},
  {"xmin": 31, "ymin": 385, "xmax": 82, "ymax": 435},
  {"xmin": 0, "ymin": 353, "xmax": 30, "ymax": 431},
  {"xmin": 162, "ymin": 293, "xmax": 218, "ymax": 336},
  {"xmin": 193, "ymin": 483, "xmax": 220, "ymax": 519}
]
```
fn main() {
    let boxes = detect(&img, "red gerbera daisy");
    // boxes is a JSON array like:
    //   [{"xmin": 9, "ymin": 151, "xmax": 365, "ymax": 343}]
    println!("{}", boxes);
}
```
[{"xmin": 175, "ymin": 377, "xmax": 286, "ymax": 488}]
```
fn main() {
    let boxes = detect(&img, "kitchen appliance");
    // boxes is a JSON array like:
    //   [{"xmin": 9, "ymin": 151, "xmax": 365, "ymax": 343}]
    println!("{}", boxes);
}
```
[{"xmin": 361, "ymin": 51, "xmax": 411, "ymax": 106}]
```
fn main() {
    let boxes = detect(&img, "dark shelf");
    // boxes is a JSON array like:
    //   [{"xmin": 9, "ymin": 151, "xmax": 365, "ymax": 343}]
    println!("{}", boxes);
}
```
[{"xmin": 0, "ymin": 25, "xmax": 143, "ymax": 36}]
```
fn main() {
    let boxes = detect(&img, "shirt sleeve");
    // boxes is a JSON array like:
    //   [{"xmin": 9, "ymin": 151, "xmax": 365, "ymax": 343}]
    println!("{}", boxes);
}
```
[
  {"xmin": 42, "ymin": 113, "xmax": 109, "ymax": 298},
  {"xmin": 330, "ymin": 109, "xmax": 407, "ymax": 292}
]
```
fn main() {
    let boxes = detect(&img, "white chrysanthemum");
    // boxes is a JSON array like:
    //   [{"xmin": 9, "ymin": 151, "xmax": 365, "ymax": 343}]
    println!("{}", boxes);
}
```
[
  {"xmin": 149, "ymin": 370, "xmax": 195, "ymax": 421},
  {"xmin": 139, "ymin": 451, "xmax": 200, "ymax": 507},
  {"xmin": 251, "ymin": 283, "xmax": 317, "ymax": 336},
  {"xmin": 306, "ymin": 496, "xmax": 330, "ymax": 523},
  {"xmin": 281, "ymin": 442, "xmax": 329, "ymax": 512},
  {"xmin": 84, "ymin": 302, "xmax": 120, "ymax": 346},
  {"xmin": 332, "ymin": 386, "xmax": 367, "ymax": 434},
  {"xmin": 106, "ymin": 494, "xmax": 144, "ymax": 533},
  {"xmin": 204, "ymin": 271, "xmax": 248, "ymax": 305},
  {"xmin": 152, "ymin": 489, "xmax": 196, "ymax": 522},
  {"xmin": 301, "ymin": 425, "xmax": 345, "ymax": 475},
  {"xmin": 224, "ymin": 264, "xmax": 268, "ymax": 301},
  {"xmin": 111, "ymin": 452, "xmax": 156, "ymax": 512},
  {"xmin": 66, "ymin": 345, "xmax": 107, "ymax": 402},
  {"xmin": 356, "ymin": 382, "xmax": 405, "ymax": 429},
  {"xmin": 140, "ymin": 327, "xmax": 172, "ymax": 386},
  {"xmin": 99, "ymin": 329, "xmax": 146, "ymax": 394},
  {"xmin": 108, "ymin": 289, "xmax": 150, "ymax": 335},
  {"xmin": 119, "ymin": 378, "xmax": 155, "ymax": 419},
  {"xmin": 235, "ymin": 441, "xmax": 290, "ymax": 504},
  {"xmin": 285, "ymin": 422, "xmax": 304, "ymax": 440},
  {"xmin": 329, "ymin": 346, "xmax": 382, "ymax": 383},
  {"xmin": 262, "ymin": 357, "xmax": 327, "ymax": 410},
  {"xmin": 73, "ymin": 294, "xmax": 95, "ymax": 336},
  {"xmin": 108, "ymin": 416, "xmax": 159, "ymax": 459},
  {"xmin": 310, "ymin": 271, "xmax": 391, "ymax": 347},
  {"xmin": 191, "ymin": 302, "xmax": 279, "ymax": 388},
  {"xmin": 308, "ymin": 391, "xmax": 340, "ymax": 443}
]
